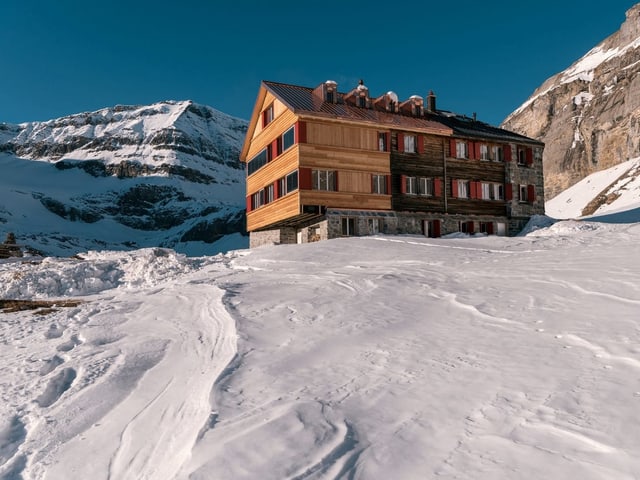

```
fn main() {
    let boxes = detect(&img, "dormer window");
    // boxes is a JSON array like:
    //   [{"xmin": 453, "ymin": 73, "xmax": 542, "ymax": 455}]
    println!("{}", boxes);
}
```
[
  {"xmin": 324, "ymin": 80, "xmax": 338, "ymax": 103},
  {"xmin": 262, "ymin": 104, "xmax": 274, "ymax": 127},
  {"xmin": 357, "ymin": 96, "xmax": 366, "ymax": 108}
]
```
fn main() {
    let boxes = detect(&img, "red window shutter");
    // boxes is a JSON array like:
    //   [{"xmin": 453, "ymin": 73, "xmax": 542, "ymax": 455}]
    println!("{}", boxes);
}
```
[
  {"xmin": 261, "ymin": 111, "xmax": 268, "ymax": 128},
  {"xmin": 474, "ymin": 142, "xmax": 481, "ymax": 160},
  {"xmin": 299, "ymin": 167, "xmax": 312, "ymax": 190},
  {"xmin": 246, "ymin": 196, "xmax": 252, "ymax": 212},
  {"xmin": 271, "ymin": 139, "xmax": 279, "ymax": 160},
  {"xmin": 504, "ymin": 144, "xmax": 512, "ymax": 162},
  {"xmin": 467, "ymin": 221, "xmax": 475, "ymax": 234},
  {"xmin": 434, "ymin": 178, "xmax": 442, "ymax": 197},
  {"xmin": 385, "ymin": 132, "xmax": 390, "ymax": 152},
  {"xmin": 468, "ymin": 142, "xmax": 475, "ymax": 160},
  {"xmin": 474, "ymin": 181, "xmax": 481, "ymax": 199},
  {"xmin": 400, "ymin": 174, "xmax": 407, "ymax": 194},
  {"xmin": 434, "ymin": 219, "xmax": 441, "ymax": 237},
  {"xmin": 528, "ymin": 184, "xmax": 536, "ymax": 203},
  {"xmin": 295, "ymin": 121, "xmax": 307, "ymax": 144},
  {"xmin": 449, "ymin": 138, "xmax": 457, "ymax": 158},
  {"xmin": 526, "ymin": 147, "xmax": 533, "ymax": 166},
  {"xmin": 397, "ymin": 133, "xmax": 405, "ymax": 152},
  {"xmin": 273, "ymin": 180, "xmax": 280, "ymax": 199},
  {"xmin": 417, "ymin": 135, "xmax": 425, "ymax": 154},
  {"xmin": 386, "ymin": 175, "xmax": 392, "ymax": 194},
  {"xmin": 451, "ymin": 178, "xmax": 458, "ymax": 198},
  {"xmin": 371, "ymin": 175, "xmax": 375, "ymax": 193},
  {"xmin": 505, "ymin": 183, "xmax": 513, "ymax": 200},
  {"xmin": 487, "ymin": 222, "xmax": 494, "ymax": 235},
  {"xmin": 469, "ymin": 181, "xmax": 475, "ymax": 199}
]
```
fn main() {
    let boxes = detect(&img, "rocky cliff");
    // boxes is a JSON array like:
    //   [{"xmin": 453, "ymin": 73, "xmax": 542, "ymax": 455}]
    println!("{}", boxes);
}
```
[
  {"xmin": 0, "ymin": 101, "xmax": 248, "ymax": 256},
  {"xmin": 502, "ymin": 4, "xmax": 640, "ymax": 200}
]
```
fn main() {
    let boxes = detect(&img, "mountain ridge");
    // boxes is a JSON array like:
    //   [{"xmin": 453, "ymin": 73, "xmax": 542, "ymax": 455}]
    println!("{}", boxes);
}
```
[
  {"xmin": 502, "ymin": 3, "xmax": 640, "ymax": 200},
  {"xmin": 0, "ymin": 100, "xmax": 249, "ymax": 256}
]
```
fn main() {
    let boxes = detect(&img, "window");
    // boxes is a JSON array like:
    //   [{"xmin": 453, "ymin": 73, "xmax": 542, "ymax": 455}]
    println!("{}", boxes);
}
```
[
  {"xmin": 481, "ymin": 182, "xmax": 504, "ymax": 200},
  {"xmin": 372, "ymin": 175, "xmax": 387, "ymax": 194},
  {"xmin": 378, "ymin": 132, "xmax": 388, "ymax": 152},
  {"xmin": 456, "ymin": 141, "xmax": 468, "ymax": 159},
  {"xmin": 480, "ymin": 144, "xmax": 489, "ymax": 160},
  {"xmin": 491, "ymin": 145, "xmax": 504, "ymax": 162},
  {"xmin": 286, "ymin": 170, "xmax": 298, "ymax": 193},
  {"xmin": 518, "ymin": 148, "xmax": 526, "ymax": 165},
  {"xmin": 459, "ymin": 221, "xmax": 474, "ymax": 234},
  {"xmin": 282, "ymin": 126, "xmax": 295, "ymax": 151},
  {"xmin": 357, "ymin": 96, "xmax": 367, "ymax": 108},
  {"xmin": 247, "ymin": 148, "xmax": 268, "ymax": 176},
  {"xmin": 312, "ymin": 170, "xmax": 336, "ymax": 191},
  {"xmin": 479, "ymin": 222, "xmax": 494, "ymax": 234},
  {"xmin": 405, "ymin": 176, "xmax": 418, "ymax": 194},
  {"xmin": 367, "ymin": 218, "xmax": 382, "ymax": 235},
  {"xmin": 251, "ymin": 190, "xmax": 265, "ymax": 210},
  {"xmin": 326, "ymin": 90, "xmax": 335, "ymax": 103},
  {"xmin": 341, "ymin": 217, "xmax": 356, "ymax": 236},
  {"xmin": 457, "ymin": 180, "xmax": 469, "ymax": 198},
  {"xmin": 418, "ymin": 177, "xmax": 434, "ymax": 196},
  {"xmin": 265, "ymin": 184, "xmax": 274, "ymax": 204},
  {"xmin": 519, "ymin": 184, "xmax": 528, "ymax": 202},
  {"xmin": 404, "ymin": 135, "xmax": 417, "ymax": 153},
  {"xmin": 262, "ymin": 104, "xmax": 274, "ymax": 127}
]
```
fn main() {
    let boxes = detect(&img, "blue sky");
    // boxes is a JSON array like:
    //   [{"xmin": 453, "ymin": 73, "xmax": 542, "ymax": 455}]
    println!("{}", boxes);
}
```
[{"xmin": 0, "ymin": 0, "xmax": 637, "ymax": 126}]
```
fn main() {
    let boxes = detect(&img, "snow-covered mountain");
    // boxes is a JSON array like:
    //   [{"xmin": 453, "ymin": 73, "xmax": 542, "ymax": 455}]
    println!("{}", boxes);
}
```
[
  {"xmin": 0, "ymin": 100, "xmax": 249, "ymax": 256},
  {"xmin": 502, "ymin": 3, "xmax": 640, "ymax": 200},
  {"xmin": 547, "ymin": 156, "xmax": 640, "ymax": 220}
]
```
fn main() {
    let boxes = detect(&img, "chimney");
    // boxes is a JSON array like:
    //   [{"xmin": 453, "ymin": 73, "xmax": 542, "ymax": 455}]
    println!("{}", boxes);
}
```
[{"xmin": 426, "ymin": 90, "xmax": 436, "ymax": 113}]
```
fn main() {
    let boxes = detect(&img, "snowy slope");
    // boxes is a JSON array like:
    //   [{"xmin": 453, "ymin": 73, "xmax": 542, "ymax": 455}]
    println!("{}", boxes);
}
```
[
  {"xmin": 546, "ymin": 156, "xmax": 640, "ymax": 221},
  {"xmin": 0, "ymin": 101, "xmax": 249, "ymax": 256},
  {"xmin": 2, "ymin": 218, "xmax": 640, "ymax": 479}
]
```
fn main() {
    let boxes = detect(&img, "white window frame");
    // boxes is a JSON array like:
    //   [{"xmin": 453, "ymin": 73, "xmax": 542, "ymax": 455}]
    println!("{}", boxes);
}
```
[
  {"xmin": 312, "ymin": 169, "xmax": 336, "ymax": 191},
  {"xmin": 404, "ymin": 135, "xmax": 417, "ymax": 153},
  {"xmin": 456, "ymin": 141, "xmax": 468, "ymax": 159},
  {"xmin": 418, "ymin": 177, "xmax": 433, "ymax": 196},
  {"xmin": 457, "ymin": 180, "xmax": 469, "ymax": 198},
  {"xmin": 519, "ymin": 184, "xmax": 528, "ymax": 202},
  {"xmin": 491, "ymin": 145, "xmax": 503, "ymax": 162},
  {"xmin": 480, "ymin": 144, "xmax": 489, "ymax": 160},
  {"xmin": 372, "ymin": 174, "xmax": 387, "ymax": 194},
  {"xmin": 341, "ymin": 217, "xmax": 356, "ymax": 236},
  {"xmin": 405, "ymin": 176, "xmax": 418, "ymax": 195}
]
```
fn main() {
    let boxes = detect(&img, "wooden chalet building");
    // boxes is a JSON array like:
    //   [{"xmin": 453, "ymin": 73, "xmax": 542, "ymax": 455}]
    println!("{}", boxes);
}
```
[{"xmin": 240, "ymin": 79, "xmax": 545, "ymax": 248}]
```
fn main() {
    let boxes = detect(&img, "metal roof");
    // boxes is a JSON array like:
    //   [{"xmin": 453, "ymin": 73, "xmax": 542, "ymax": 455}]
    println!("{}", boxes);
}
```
[{"xmin": 262, "ymin": 80, "xmax": 542, "ymax": 145}]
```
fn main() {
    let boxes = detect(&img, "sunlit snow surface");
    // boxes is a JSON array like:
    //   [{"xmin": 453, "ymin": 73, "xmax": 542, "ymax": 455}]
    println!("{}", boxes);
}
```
[{"xmin": 2, "ymin": 216, "xmax": 640, "ymax": 479}]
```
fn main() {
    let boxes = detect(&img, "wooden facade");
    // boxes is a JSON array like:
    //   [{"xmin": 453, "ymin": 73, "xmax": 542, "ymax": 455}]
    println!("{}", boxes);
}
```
[{"xmin": 240, "ymin": 80, "xmax": 545, "ymax": 242}]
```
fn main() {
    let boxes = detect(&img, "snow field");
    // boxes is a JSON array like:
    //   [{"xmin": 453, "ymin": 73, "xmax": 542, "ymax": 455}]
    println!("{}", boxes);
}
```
[{"xmin": 1, "ymin": 218, "xmax": 640, "ymax": 479}]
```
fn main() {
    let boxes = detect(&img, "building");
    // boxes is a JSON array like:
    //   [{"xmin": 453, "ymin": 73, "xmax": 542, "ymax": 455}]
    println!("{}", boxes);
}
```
[{"xmin": 240, "ymin": 80, "xmax": 544, "ymax": 248}]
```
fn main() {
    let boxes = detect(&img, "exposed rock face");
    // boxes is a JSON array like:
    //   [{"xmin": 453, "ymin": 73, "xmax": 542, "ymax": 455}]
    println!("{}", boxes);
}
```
[
  {"xmin": 502, "ymin": 4, "xmax": 640, "ymax": 200},
  {"xmin": 0, "ymin": 101, "xmax": 249, "ymax": 255}
]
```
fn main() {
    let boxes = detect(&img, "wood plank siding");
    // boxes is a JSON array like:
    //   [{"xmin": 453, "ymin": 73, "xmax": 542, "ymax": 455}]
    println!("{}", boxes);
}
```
[
  {"xmin": 247, "ymin": 108, "xmax": 298, "ymax": 160},
  {"xmin": 300, "ymin": 190, "xmax": 391, "ymax": 211},
  {"xmin": 247, "ymin": 145, "xmax": 299, "ymax": 194},
  {"xmin": 247, "ymin": 190, "xmax": 300, "ymax": 231}
]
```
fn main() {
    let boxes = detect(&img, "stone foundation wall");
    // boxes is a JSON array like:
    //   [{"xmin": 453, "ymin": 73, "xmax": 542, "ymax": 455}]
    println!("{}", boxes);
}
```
[{"xmin": 249, "ymin": 227, "xmax": 297, "ymax": 248}]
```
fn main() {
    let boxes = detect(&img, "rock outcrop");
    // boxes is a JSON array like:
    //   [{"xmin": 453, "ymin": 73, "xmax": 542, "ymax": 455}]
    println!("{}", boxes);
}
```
[{"xmin": 502, "ymin": 4, "xmax": 640, "ymax": 200}]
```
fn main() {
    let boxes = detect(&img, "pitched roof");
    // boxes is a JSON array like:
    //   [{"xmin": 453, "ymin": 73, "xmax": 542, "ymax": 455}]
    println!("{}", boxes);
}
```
[
  {"xmin": 263, "ymin": 81, "xmax": 451, "ymax": 136},
  {"xmin": 263, "ymin": 80, "xmax": 542, "ymax": 146}
]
